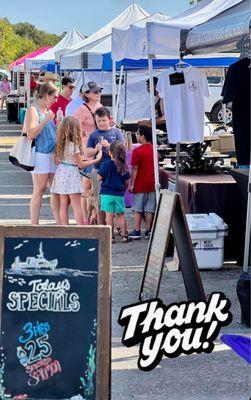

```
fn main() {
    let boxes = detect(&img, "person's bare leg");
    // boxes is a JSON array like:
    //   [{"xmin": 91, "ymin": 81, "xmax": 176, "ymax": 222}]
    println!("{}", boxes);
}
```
[
  {"xmin": 69, "ymin": 193, "xmax": 85, "ymax": 225},
  {"xmin": 134, "ymin": 211, "xmax": 143, "ymax": 231},
  {"xmin": 116, "ymin": 213, "xmax": 127, "ymax": 236},
  {"xmin": 81, "ymin": 177, "xmax": 91, "ymax": 223},
  {"xmin": 145, "ymin": 212, "xmax": 154, "ymax": 231},
  {"xmin": 30, "ymin": 173, "xmax": 49, "ymax": 224},
  {"xmin": 59, "ymin": 195, "xmax": 70, "ymax": 225},
  {"xmin": 0, "ymin": 96, "xmax": 5, "ymax": 111},
  {"xmin": 105, "ymin": 212, "xmax": 114, "ymax": 234},
  {"xmin": 97, "ymin": 208, "xmax": 106, "ymax": 225},
  {"xmin": 48, "ymin": 174, "xmax": 61, "ymax": 224}
]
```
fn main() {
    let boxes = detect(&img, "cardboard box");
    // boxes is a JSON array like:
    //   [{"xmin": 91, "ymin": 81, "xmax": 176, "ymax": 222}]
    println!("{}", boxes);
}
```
[{"xmin": 211, "ymin": 134, "xmax": 235, "ymax": 153}]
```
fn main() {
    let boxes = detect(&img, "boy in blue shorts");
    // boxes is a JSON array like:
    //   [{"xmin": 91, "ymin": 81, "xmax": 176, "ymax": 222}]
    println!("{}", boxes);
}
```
[{"xmin": 98, "ymin": 141, "xmax": 130, "ymax": 243}]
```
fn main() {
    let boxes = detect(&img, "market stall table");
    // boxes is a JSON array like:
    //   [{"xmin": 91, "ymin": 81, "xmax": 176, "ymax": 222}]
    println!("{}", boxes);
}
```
[{"xmin": 159, "ymin": 170, "xmax": 241, "ymax": 261}]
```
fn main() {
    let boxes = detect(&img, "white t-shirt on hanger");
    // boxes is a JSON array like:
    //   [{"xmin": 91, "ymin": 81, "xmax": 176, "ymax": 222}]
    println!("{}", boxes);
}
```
[{"xmin": 157, "ymin": 66, "xmax": 210, "ymax": 144}]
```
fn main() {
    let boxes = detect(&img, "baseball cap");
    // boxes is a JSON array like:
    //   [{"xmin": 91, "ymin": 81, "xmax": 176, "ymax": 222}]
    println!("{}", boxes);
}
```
[{"xmin": 81, "ymin": 82, "xmax": 103, "ymax": 93}]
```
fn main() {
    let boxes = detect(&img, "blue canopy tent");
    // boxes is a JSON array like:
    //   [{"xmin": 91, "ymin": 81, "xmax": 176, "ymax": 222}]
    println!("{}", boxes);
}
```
[
  {"xmin": 102, "ymin": 51, "xmax": 239, "ymax": 70},
  {"xmin": 40, "ymin": 62, "xmax": 61, "ymax": 73},
  {"xmin": 101, "ymin": 51, "xmax": 239, "ymax": 123}
]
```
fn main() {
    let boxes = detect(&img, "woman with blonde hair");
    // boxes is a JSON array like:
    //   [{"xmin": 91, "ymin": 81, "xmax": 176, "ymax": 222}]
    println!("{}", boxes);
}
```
[
  {"xmin": 23, "ymin": 82, "xmax": 60, "ymax": 224},
  {"xmin": 51, "ymin": 117, "xmax": 102, "ymax": 224}
]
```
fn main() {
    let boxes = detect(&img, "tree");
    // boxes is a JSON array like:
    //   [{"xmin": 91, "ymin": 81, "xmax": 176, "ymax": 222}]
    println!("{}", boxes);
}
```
[
  {"xmin": 16, "ymin": 36, "xmax": 36, "ymax": 59},
  {"xmin": 0, "ymin": 19, "xmax": 35, "ymax": 68},
  {"xmin": 14, "ymin": 22, "xmax": 60, "ymax": 47},
  {"xmin": 14, "ymin": 23, "xmax": 42, "ymax": 46}
]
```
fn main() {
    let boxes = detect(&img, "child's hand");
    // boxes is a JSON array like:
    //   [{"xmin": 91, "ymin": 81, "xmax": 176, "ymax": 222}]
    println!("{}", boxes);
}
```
[
  {"xmin": 101, "ymin": 139, "xmax": 110, "ymax": 148},
  {"xmin": 95, "ymin": 143, "xmax": 102, "ymax": 151},
  {"xmin": 54, "ymin": 154, "xmax": 60, "ymax": 165},
  {"xmin": 129, "ymin": 185, "xmax": 134, "ymax": 193},
  {"xmin": 96, "ymin": 149, "xmax": 102, "ymax": 160}
]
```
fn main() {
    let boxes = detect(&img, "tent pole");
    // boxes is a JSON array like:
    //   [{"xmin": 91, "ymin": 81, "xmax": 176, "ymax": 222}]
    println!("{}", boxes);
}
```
[
  {"xmin": 222, "ymin": 68, "xmax": 227, "ymax": 128},
  {"xmin": 175, "ymin": 142, "xmax": 180, "ymax": 192},
  {"xmin": 148, "ymin": 56, "xmax": 160, "ymax": 201},
  {"xmin": 112, "ymin": 60, "xmax": 116, "ymax": 120},
  {"xmin": 26, "ymin": 69, "xmax": 31, "ymax": 108},
  {"xmin": 115, "ymin": 65, "xmax": 124, "ymax": 123},
  {"xmin": 243, "ymin": 153, "xmax": 251, "ymax": 272},
  {"xmin": 99, "ymin": 70, "xmax": 104, "ymax": 87}
]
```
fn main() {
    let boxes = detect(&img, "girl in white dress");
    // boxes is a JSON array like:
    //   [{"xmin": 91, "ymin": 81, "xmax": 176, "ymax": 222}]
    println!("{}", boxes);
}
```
[{"xmin": 51, "ymin": 117, "xmax": 101, "ymax": 225}]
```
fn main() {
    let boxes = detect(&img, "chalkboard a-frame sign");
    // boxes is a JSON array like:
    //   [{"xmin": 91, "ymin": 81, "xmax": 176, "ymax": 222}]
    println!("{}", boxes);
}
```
[
  {"xmin": 0, "ymin": 225, "xmax": 111, "ymax": 400},
  {"xmin": 139, "ymin": 190, "xmax": 205, "ymax": 303}
]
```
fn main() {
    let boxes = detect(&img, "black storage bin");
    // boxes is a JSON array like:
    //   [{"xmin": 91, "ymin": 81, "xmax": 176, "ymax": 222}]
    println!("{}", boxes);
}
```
[{"xmin": 6, "ymin": 95, "xmax": 19, "ymax": 123}]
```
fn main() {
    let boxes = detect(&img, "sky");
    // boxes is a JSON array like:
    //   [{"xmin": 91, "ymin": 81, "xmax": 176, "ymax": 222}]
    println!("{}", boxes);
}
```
[{"xmin": 1, "ymin": 0, "xmax": 190, "ymax": 36}]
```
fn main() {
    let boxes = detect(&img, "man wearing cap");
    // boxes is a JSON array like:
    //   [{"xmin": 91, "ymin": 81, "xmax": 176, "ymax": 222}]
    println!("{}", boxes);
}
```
[{"xmin": 50, "ymin": 76, "xmax": 76, "ymax": 118}]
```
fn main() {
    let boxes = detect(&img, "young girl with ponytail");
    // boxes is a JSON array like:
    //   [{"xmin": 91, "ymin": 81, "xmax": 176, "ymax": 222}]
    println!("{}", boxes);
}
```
[{"xmin": 97, "ymin": 140, "xmax": 130, "ymax": 243}]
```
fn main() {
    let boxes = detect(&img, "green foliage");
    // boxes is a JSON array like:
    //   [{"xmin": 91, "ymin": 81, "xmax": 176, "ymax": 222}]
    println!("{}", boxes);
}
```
[
  {"xmin": 0, "ymin": 18, "xmax": 25, "ymax": 67},
  {"xmin": 14, "ymin": 22, "xmax": 60, "ymax": 47},
  {"xmin": 0, "ymin": 19, "xmax": 62, "ymax": 68}
]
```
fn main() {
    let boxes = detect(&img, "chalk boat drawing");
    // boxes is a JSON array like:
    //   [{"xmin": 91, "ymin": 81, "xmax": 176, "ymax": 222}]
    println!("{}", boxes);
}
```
[
  {"xmin": 11, "ymin": 242, "xmax": 58, "ymax": 272},
  {"xmin": 6, "ymin": 241, "xmax": 97, "ymax": 278}
]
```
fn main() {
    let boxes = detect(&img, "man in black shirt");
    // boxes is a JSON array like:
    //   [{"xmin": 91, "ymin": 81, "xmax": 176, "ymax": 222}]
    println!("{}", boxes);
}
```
[{"xmin": 222, "ymin": 58, "xmax": 250, "ymax": 166}]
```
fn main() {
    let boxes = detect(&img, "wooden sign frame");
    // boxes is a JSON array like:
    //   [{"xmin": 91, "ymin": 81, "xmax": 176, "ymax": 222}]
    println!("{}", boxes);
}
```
[
  {"xmin": 139, "ymin": 190, "xmax": 205, "ymax": 302},
  {"xmin": 0, "ymin": 225, "xmax": 111, "ymax": 400}
]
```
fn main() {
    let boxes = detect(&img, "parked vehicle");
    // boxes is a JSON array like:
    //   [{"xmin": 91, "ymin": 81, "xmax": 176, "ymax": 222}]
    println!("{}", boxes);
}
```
[{"xmin": 205, "ymin": 76, "xmax": 232, "ymax": 125}]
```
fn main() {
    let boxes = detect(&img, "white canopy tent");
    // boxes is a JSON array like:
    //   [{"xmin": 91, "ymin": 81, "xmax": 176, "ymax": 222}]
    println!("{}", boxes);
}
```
[
  {"xmin": 112, "ymin": 0, "xmax": 243, "ymax": 60},
  {"xmin": 24, "ymin": 28, "xmax": 85, "ymax": 106},
  {"xmin": 111, "ymin": 0, "xmax": 246, "ymax": 199},
  {"xmin": 25, "ymin": 27, "xmax": 85, "ymax": 71},
  {"xmin": 60, "ymin": 3, "xmax": 151, "ymax": 70}
]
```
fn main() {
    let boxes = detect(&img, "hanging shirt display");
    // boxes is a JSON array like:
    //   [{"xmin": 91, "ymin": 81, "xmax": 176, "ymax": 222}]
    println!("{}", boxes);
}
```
[
  {"xmin": 222, "ymin": 57, "xmax": 250, "ymax": 166},
  {"xmin": 157, "ymin": 66, "xmax": 210, "ymax": 144}
]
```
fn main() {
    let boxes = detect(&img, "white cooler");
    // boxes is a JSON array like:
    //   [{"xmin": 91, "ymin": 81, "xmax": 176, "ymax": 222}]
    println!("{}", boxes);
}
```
[{"xmin": 186, "ymin": 213, "xmax": 228, "ymax": 270}]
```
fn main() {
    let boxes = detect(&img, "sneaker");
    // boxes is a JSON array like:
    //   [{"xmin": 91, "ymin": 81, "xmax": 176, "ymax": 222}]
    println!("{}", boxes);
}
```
[
  {"xmin": 144, "ymin": 229, "xmax": 151, "ymax": 239},
  {"xmin": 128, "ymin": 229, "xmax": 141, "ymax": 239}
]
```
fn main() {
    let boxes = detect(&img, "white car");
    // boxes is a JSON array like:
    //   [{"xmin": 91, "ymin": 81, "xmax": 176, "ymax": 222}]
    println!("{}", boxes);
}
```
[{"xmin": 205, "ymin": 76, "xmax": 232, "ymax": 125}]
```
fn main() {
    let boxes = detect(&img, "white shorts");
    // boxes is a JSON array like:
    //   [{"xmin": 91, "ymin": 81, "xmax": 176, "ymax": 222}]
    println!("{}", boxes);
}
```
[{"xmin": 32, "ymin": 152, "xmax": 57, "ymax": 174}]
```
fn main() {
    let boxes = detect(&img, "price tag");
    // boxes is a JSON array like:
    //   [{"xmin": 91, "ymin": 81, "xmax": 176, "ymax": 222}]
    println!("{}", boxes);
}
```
[{"xmin": 169, "ymin": 72, "xmax": 185, "ymax": 85}]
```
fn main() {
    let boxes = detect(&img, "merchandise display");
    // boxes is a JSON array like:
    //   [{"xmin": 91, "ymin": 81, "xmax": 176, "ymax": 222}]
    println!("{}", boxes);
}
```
[{"xmin": 157, "ymin": 66, "xmax": 210, "ymax": 144}]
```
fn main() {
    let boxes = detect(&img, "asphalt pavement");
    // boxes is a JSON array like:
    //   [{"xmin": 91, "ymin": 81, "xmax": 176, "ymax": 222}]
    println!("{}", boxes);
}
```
[{"xmin": 0, "ymin": 112, "xmax": 250, "ymax": 400}]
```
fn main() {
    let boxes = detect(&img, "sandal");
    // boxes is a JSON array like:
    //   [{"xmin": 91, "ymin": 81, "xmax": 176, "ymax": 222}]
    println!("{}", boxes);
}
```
[
  {"xmin": 116, "ymin": 227, "xmax": 122, "ymax": 236},
  {"xmin": 122, "ymin": 235, "xmax": 131, "ymax": 243}
]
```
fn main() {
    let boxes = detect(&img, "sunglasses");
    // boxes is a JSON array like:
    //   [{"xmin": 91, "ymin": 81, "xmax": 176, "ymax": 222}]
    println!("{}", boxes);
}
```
[{"xmin": 68, "ymin": 85, "xmax": 75, "ymax": 89}]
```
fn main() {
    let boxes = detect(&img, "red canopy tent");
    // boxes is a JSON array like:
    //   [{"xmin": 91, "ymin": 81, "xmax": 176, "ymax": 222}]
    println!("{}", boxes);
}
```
[{"xmin": 9, "ymin": 46, "xmax": 52, "ymax": 71}]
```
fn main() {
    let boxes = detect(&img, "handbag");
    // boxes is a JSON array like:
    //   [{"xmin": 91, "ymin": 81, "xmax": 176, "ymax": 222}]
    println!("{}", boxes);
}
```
[{"xmin": 9, "ymin": 133, "xmax": 35, "ymax": 171}]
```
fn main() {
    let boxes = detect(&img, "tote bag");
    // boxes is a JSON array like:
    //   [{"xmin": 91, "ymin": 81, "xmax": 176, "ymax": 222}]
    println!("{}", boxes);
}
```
[{"xmin": 9, "ymin": 133, "xmax": 35, "ymax": 171}]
